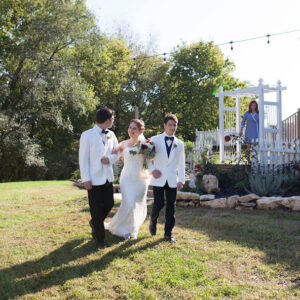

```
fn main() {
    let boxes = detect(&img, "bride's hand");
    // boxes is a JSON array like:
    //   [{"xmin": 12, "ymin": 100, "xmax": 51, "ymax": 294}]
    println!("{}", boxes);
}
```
[{"xmin": 112, "ymin": 147, "xmax": 119, "ymax": 154}]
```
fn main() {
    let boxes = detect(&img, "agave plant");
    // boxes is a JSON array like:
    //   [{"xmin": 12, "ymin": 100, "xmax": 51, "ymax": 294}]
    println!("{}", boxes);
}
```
[{"xmin": 245, "ymin": 172, "xmax": 287, "ymax": 197}]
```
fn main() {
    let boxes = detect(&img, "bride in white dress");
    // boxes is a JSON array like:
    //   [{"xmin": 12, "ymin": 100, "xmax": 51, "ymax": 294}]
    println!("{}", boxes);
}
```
[{"xmin": 105, "ymin": 119, "xmax": 149, "ymax": 239}]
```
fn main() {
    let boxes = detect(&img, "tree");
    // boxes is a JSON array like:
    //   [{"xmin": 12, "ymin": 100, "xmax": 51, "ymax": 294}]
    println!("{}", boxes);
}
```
[
  {"xmin": 159, "ymin": 41, "xmax": 247, "ymax": 140},
  {"xmin": 0, "ymin": 0, "xmax": 96, "ymax": 180}
]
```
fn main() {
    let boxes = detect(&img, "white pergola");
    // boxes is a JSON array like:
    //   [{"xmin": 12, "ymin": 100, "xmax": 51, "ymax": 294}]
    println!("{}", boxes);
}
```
[{"xmin": 215, "ymin": 78, "xmax": 286, "ymax": 163}]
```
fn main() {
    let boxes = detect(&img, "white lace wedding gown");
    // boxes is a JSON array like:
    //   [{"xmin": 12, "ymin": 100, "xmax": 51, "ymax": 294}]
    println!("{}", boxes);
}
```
[{"xmin": 105, "ymin": 141, "xmax": 148, "ymax": 238}]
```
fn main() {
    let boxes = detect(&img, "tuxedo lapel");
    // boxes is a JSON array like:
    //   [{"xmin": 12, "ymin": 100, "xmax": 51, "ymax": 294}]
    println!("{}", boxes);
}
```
[
  {"xmin": 92, "ymin": 126, "xmax": 105, "ymax": 153},
  {"xmin": 160, "ymin": 134, "xmax": 169, "ymax": 161},
  {"xmin": 104, "ymin": 132, "xmax": 112, "ymax": 153},
  {"xmin": 167, "ymin": 137, "xmax": 177, "ymax": 164}
]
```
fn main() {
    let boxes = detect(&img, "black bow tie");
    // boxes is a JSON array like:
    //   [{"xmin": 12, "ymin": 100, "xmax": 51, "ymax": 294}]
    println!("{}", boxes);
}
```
[
  {"xmin": 102, "ymin": 129, "xmax": 109, "ymax": 135},
  {"xmin": 165, "ymin": 136, "xmax": 174, "ymax": 141}
]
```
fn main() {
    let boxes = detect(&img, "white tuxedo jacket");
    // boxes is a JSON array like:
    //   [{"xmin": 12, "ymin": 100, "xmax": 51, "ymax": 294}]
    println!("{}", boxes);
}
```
[
  {"xmin": 148, "ymin": 133, "xmax": 185, "ymax": 188},
  {"xmin": 79, "ymin": 125, "xmax": 118, "ymax": 185}
]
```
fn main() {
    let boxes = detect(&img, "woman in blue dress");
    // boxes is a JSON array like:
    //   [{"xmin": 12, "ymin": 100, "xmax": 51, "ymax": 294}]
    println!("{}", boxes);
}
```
[{"xmin": 239, "ymin": 100, "xmax": 259, "ymax": 162}]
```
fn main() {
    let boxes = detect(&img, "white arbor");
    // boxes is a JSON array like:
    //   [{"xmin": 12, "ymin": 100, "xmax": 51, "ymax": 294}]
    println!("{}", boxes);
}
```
[{"xmin": 215, "ymin": 79, "xmax": 286, "ymax": 163}]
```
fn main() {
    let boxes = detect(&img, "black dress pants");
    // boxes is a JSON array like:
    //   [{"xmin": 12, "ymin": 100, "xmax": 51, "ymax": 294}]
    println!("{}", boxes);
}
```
[
  {"xmin": 151, "ymin": 182, "xmax": 177, "ymax": 237},
  {"xmin": 87, "ymin": 181, "xmax": 114, "ymax": 242}
]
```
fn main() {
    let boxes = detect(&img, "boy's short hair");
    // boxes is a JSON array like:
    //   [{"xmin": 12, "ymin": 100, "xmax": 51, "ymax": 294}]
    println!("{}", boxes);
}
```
[
  {"xmin": 96, "ymin": 108, "xmax": 114, "ymax": 124},
  {"xmin": 164, "ymin": 113, "xmax": 178, "ymax": 124}
]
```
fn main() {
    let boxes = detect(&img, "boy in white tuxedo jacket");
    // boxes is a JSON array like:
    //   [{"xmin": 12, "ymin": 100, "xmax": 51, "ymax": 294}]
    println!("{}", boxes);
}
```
[
  {"xmin": 79, "ymin": 108, "xmax": 118, "ymax": 249},
  {"xmin": 148, "ymin": 114, "xmax": 185, "ymax": 243}
]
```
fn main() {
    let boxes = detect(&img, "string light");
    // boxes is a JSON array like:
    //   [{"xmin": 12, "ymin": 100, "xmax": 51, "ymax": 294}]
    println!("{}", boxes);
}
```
[
  {"xmin": 133, "ymin": 57, "xmax": 136, "ymax": 68},
  {"xmin": 195, "ymin": 48, "xmax": 199, "ymax": 59},
  {"xmin": 6, "ymin": 28, "xmax": 297, "ymax": 75},
  {"xmin": 98, "ymin": 27, "xmax": 297, "ymax": 71}
]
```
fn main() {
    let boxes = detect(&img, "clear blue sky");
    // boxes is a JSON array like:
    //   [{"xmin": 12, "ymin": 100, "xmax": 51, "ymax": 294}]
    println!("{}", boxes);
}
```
[{"xmin": 86, "ymin": 0, "xmax": 300, "ymax": 119}]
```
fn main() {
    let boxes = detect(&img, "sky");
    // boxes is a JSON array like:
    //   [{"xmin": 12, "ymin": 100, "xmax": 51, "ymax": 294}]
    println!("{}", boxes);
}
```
[{"xmin": 86, "ymin": 0, "xmax": 300, "ymax": 119}]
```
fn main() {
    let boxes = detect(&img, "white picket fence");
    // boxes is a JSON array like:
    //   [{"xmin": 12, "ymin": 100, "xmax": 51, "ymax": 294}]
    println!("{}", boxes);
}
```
[
  {"xmin": 195, "ymin": 128, "xmax": 246, "ymax": 148},
  {"xmin": 186, "ymin": 140, "xmax": 213, "ymax": 171},
  {"xmin": 251, "ymin": 138, "xmax": 300, "ymax": 173}
]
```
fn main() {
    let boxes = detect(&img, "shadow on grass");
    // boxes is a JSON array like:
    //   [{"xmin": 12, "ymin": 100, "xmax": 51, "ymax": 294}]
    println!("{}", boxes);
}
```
[
  {"xmin": 0, "ymin": 236, "xmax": 164, "ymax": 299},
  {"xmin": 156, "ymin": 204, "xmax": 300, "ymax": 271}
]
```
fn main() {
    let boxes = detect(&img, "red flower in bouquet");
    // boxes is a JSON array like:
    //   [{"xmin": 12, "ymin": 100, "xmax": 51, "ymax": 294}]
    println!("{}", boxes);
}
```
[
  {"xmin": 295, "ymin": 165, "xmax": 300, "ymax": 172},
  {"xmin": 224, "ymin": 136, "xmax": 231, "ymax": 142},
  {"xmin": 130, "ymin": 139, "xmax": 156, "ymax": 159},
  {"xmin": 194, "ymin": 164, "xmax": 202, "ymax": 170}
]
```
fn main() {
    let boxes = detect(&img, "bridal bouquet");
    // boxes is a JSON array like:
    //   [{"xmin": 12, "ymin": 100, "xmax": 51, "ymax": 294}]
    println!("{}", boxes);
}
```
[{"xmin": 130, "ymin": 139, "xmax": 156, "ymax": 160}]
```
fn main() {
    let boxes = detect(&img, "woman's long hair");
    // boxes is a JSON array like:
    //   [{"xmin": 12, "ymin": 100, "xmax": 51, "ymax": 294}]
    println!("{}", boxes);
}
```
[{"xmin": 248, "ymin": 100, "xmax": 259, "ymax": 113}]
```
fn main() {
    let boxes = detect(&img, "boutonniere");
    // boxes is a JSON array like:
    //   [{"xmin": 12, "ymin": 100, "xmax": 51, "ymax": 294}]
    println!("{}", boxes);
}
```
[
  {"xmin": 173, "ymin": 142, "xmax": 178, "ymax": 149},
  {"xmin": 106, "ymin": 134, "xmax": 111, "ymax": 140}
]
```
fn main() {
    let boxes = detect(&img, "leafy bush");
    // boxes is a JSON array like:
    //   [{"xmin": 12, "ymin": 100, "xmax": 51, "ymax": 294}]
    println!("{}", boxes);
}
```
[
  {"xmin": 234, "ymin": 179, "xmax": 249, "ymax": 193},
  {"xmin": 184, "ymin": 141, "xmax": 194, "ymax": 153},
  {"xmin": 71, "ymin": 169, "xmax": 81, "ymax": 180}
]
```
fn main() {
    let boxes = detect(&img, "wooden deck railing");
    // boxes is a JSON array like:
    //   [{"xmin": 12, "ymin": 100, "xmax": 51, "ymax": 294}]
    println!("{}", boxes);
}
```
[{"xmin": 282, "ymin": 109, "xmax": 300, "ymax": 141}]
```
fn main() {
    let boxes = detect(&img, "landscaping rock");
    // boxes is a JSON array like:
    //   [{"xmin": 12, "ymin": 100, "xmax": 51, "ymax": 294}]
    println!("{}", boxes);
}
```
[
  {"xmin": 189, "ymin": 173, "xmax": 197, "ymax": 189},
  {"xmin": 256, "ymin": 197, "xmax": 283, "ymax": 210},
  {"xmin": 176, "ymin": 191, "xmax": 200, "ymax": 201},
  {"xmin": 200, "ymin": 194, "xmax": 215, "ymax": 201},
  {"xmin": 176, "ymin": 201, "xmax": 185, "ymax": 207},
  {"xmin": 147, "ymin": 189, "xmax": 154, "ymax": 197},
  {"xmin": 281, "ymin": 196, "xmax": 300, "ymax": 211},
  {"xmin": 201, "ymin": 198, "xmax": 227, "ymax": 208},
  {"xmin": 114, "ymin": 193, "xmax": 122, "ymax": 201},
  {"xmin": 226, "ymin": 195, "xmax": 239, "ymax": 208},
  {"xmin": 202, "ymin": 174, "xmax": 220, "ymax": 194},
  {"xmin": 113, "ymin": 184, "xmax": 120, "ymax": 193},
  {"xmin": 239, "ymin": 194, "xmax": 259, "ymax": 203},
  {"xmin": 239, "ymin": 202, "xmax": 256, "ymax": 207}
]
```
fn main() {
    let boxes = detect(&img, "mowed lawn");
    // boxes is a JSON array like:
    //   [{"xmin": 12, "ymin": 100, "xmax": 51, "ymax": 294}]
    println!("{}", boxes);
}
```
[{"xmin": 0, "ymin": 181, "xmax": 300, "ymax": 299}]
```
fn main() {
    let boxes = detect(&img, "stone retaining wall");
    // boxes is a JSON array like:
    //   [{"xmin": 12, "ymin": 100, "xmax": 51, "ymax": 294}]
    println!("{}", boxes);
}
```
[
  {"xmin": 176, "ymin": 192, "xmax": 300, "ymax": 211},
  {"xmin": 73, "ymin": 181, "xmax": 300, "ymax": 211}
]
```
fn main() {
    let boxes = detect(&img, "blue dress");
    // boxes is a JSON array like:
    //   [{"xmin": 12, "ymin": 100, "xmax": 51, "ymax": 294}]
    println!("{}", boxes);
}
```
[{"xmin": 241, "ymin": 111, "xmax": 259, "ymax": 144}]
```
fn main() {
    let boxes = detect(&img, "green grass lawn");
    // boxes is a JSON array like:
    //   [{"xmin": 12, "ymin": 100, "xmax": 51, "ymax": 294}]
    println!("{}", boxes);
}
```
[{"xmin": 0, "ymin": 181, "xmax": 300, "ymax": 299}]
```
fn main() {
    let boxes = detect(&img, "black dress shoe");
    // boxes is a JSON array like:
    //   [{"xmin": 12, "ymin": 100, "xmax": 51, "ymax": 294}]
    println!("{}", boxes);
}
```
[
  {"xmin": 97, "ymin": 241, "xmax": 106, "ymax": 249},
  {"xmin": 164, "ymin": 235, "xmax": 176, "ymax": 243},
  {"xmin": 149, "ymin": 222, "xmax": 157, "ymax": 236}
]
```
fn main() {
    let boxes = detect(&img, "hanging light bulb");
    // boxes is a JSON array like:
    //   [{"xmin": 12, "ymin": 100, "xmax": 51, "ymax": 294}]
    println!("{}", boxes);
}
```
[
  {"xmin": 77, "ymin": 70, "xmax": 81, "ymax": 76},
  {"xmin": 195, "ymin": 48, "xmax": 199, "ymax": 59},
  {"xmin": 105, "ymin": 67, "xmax": 108, "ymax": 73},
  {"xmin": 267, "ymin": 34, "xmax": 270, "ymax": 44},
  {"xmin": 230, "ymin": 41, "xmax": 233, "ymax": 51},
  {"xmin": 163, "ymin": 53, "xmax": 167, "ymax": 63},
  {"xmin": 133, "ymin": 57, "xmax": 136, "ymax": 68}
]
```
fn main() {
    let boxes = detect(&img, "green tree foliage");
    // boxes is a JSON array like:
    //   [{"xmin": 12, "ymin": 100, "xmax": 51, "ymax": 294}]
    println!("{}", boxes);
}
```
[
  {"xmin": 0, "ymin": 2, "xmax": 247, "ymax": 181},
  {"xmin": 0, "ymin": 0, "xmax": 96, "ymax": 180},
  {"xmin": 158, "ymin": 42, "xmax": 248, "ymax": 140}
]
